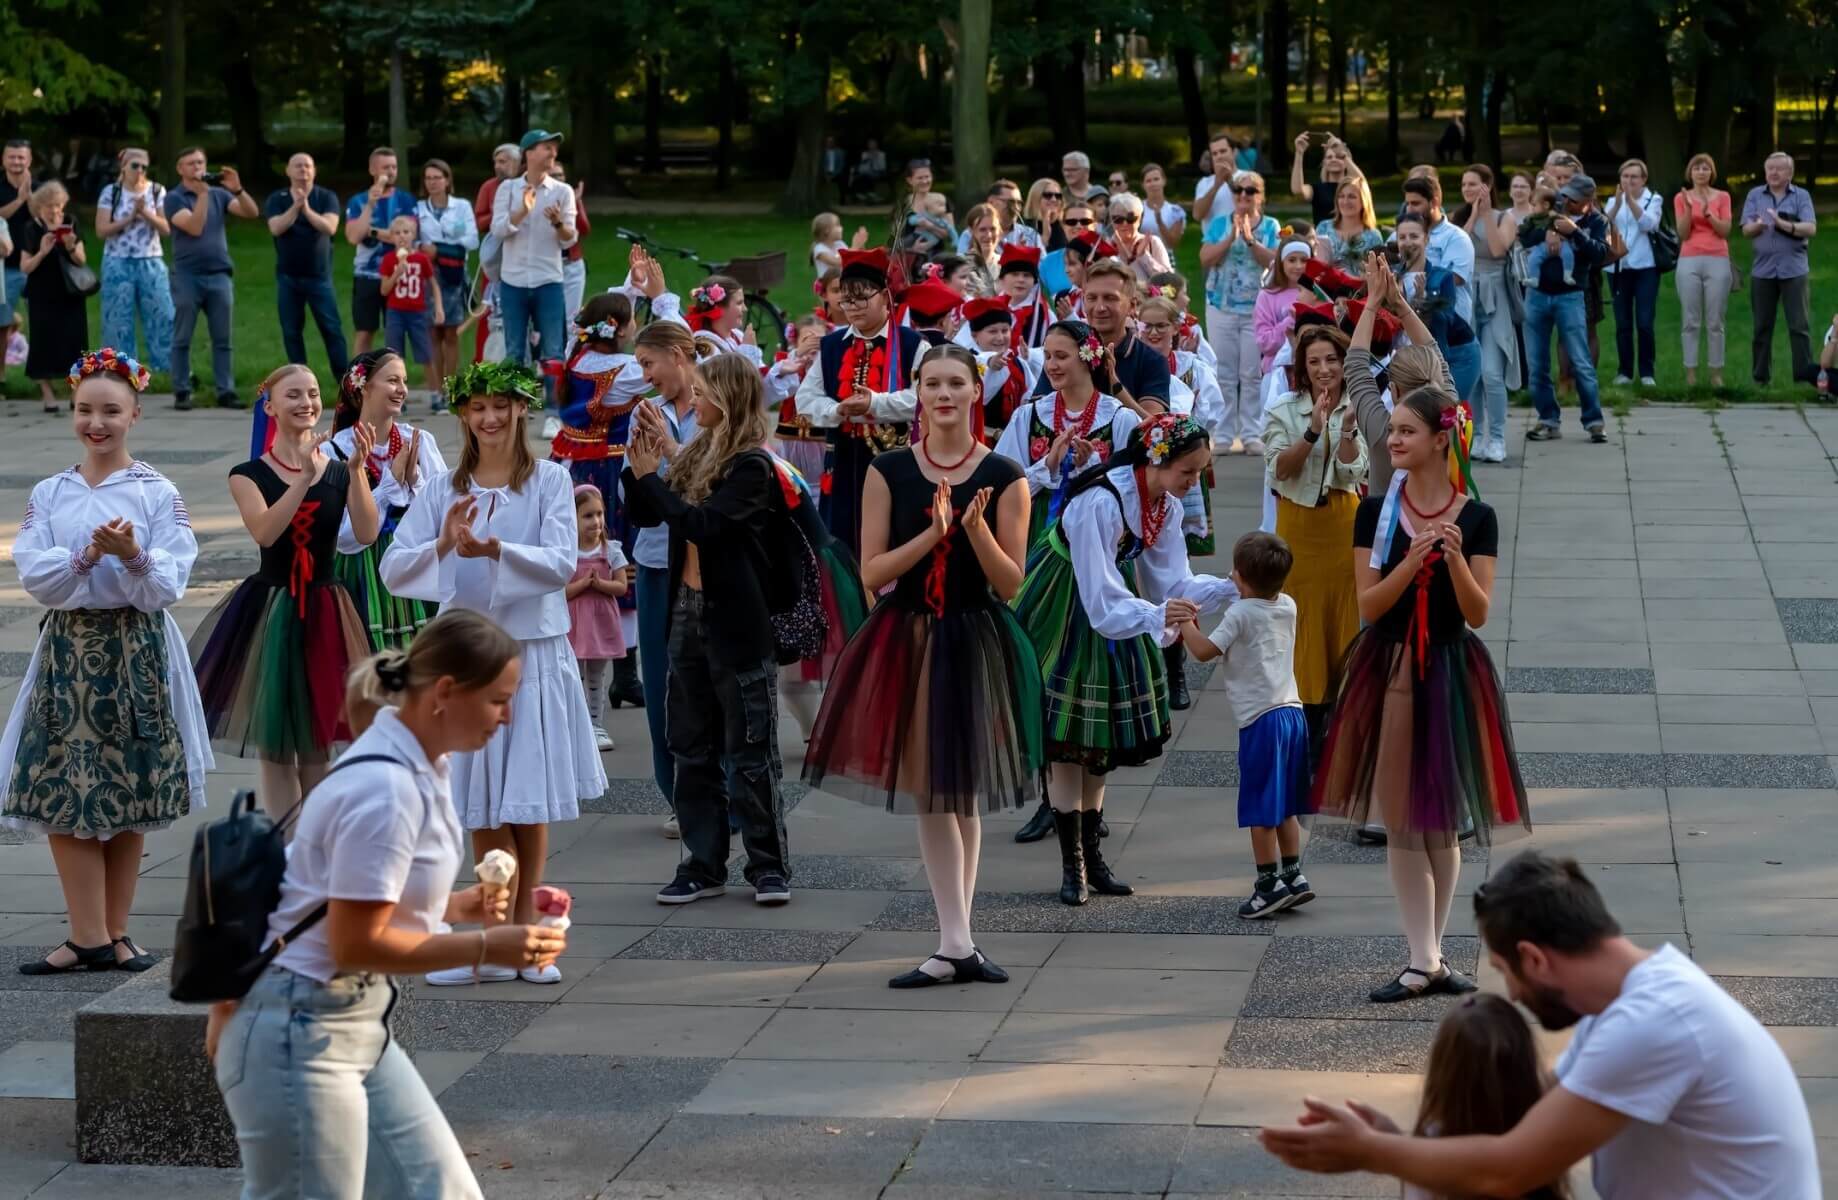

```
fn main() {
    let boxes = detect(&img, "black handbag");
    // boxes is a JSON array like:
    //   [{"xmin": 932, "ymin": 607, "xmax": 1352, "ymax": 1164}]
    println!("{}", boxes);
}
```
[{"xmin": 61, "ymin": 254, "xmax": 99, "ymax": 298}]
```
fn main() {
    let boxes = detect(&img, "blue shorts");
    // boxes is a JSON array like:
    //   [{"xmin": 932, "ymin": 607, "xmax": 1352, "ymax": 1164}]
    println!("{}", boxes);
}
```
[
  {"xmin": 385, "ymin": 307, "xmax": 433, "ymax": 364},
  {"xmin": 0, "ymin": 266, "xmax": 24, "ymax": 325},
  {"xmin": 1236, "ymin": 705, "xmax": 1309, "ymax": 829}
]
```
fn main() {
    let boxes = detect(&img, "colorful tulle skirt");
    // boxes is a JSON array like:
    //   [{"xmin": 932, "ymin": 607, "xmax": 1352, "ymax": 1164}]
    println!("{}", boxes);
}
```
[
  {"xmin": 802, "ymin": 541, "xmax": 872, "ymax": 684},
  {"xmin": 190, "ymin": 578, "xmax": 372, "ymax": 764},
  {"xmin": 1014, "ymin": 529, "xmax": 1169, "ymax": 774},
  {"xmin": 333, "ymin": 520, "xmax": 436, "ymax": 651},
  {"xmin": 804, "ymin": 601, "xmax": 1044, "ymax": 815},
  {"xmin": 1310, "ymin": 629, "xmax": 1531, "ymax": 850}
]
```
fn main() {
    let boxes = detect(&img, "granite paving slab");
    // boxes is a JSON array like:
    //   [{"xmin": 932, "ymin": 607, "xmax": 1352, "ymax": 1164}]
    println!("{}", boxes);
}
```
[
  {"xmin": 1301, "ymin": 821, "xmax": 1487, "ymax": 865},
  {"xmin": 1170, "ymin": 1126, "xmax": 1400, "ymax": 1196},
  {"xmin": 26, "ymin": 1165, "xmax": 244, "ymax": 1200},
  {"xmin": 616, "ymin": 927, "xmax": 857, "ymax": 963},
  {"xmin": 0, "ymin": 990, "xmax": 92, "ymax": 1054},
  {"xmin": 897, "ymin": 1120, "xmax": 1186, "ymax": 1194},
  {"xmin": 443, "ymin": 1051, "xmax": 724, "ymax": 1117},
  {"xmin": 1713, "ymin": 977, "xmax": 1838, "ymax": 1026},
  {"xmin": 386, "ymin": 998, "xmax": 543, "ymax": 1053},
  {"xmin": 615, "ymin": 1114, "xmax": 924, "ymax": 1191},
  {"xmin": 738, "ymin": 1008, "xmax": 1003, "ymax": 1063},
  {"xmin": 1502, "ymin": 667, "xmax": 1656, "ymax": 694},
  {"xmin": 0, "ymin": 650, "xmax": 32, "ymax": 678},
  {"xmin": 0, "ymin": 947, "xmax": 136, "ymax": 993},
  {"xmin": 726, "ymin": 854, "xmax": 920, "ymax": 892},
  {"xmin": 939, "ymin": 1061, "xmax": 1215, "ymax": 1124},
  {"xmin": 502, "ymin": 1003, "xmax": 775, "ymax": 1059},
  {"xmin": 1515, "ymin": 752, "xmax": 1838, "ymax": 789},
  {"xmin": 870, "ymin": 891, "xmax": 1273, "ymax": 935},
  {"xmin": 1238, "ymin": 936, "xmax": 1481, "ymax": 1022},
  {"xmin": 980, "ymin": 1011, "xmax": 1234, "ymax": 1067},
  {"xmin": 582, "ymin": 777, "xmax": 679, "ymax": 815},
  {"xmin": 685, "ymin": 1058, "xmax": 965, "ymax": 1119},
  {"xmin": 1221, "ymin": 1017, "xmax": 1438, "ymax": 1074},
  {"xmin": 1779, "ymin": 600, "xmax": 1838, "ymax": 644},
  {"xmin": 1156, "ymin": 751, "xmax": 1240, "ymax": 786}
]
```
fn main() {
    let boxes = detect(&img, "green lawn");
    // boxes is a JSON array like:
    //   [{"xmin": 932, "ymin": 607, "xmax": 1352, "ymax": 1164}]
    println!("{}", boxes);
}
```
[{"xmin": 4, "ymin": 206, "xmax": 1832, "ymax": 405}]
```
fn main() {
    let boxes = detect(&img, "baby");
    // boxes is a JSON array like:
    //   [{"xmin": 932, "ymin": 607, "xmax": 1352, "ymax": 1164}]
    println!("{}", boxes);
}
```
[
  {"xmin": 908, "ymin": 192, "xmax": 957, "ymax": 255},
  {"xmin": 1522, "ymin": 186, "xmax": 1576, "ymax": 286}
]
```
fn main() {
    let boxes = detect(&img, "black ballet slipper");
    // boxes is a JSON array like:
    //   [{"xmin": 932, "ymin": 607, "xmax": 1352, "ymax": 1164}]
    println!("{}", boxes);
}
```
[
  {"xmin": 20, "ymin": 940, "xmax": 115, "ymax": 975},
  {"xmin": 111, "ymin": 935, "xmax": 158, "ymax": 973},
  {"xmin": 1427, "ymin": 965, "xmax": 1478, "ymax": 995},
  {"xmin": 1369, "ymin": 967, "xmax": 1435, "ymax": 1004}
]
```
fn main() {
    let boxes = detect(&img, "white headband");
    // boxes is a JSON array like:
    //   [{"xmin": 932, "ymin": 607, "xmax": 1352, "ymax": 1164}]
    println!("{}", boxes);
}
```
[{"xmin": 1281, "ymin": 240, "xmax": 1312, "ymax": 261}]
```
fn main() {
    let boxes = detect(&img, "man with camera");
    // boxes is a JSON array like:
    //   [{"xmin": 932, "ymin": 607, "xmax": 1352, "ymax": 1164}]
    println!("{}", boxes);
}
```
[
  {"xmin": 1742, "ymin": 151, "xmax": 1819, "ymax": 387},
  {"xmin": 164, "ymin": 147, "xmax": 259, "ymax": 410}
]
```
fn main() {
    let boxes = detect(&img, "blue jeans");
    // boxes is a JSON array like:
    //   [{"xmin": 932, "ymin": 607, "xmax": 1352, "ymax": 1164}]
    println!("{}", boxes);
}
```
[
  {"xmin": 497, "ymin": 280, "xmax": 565, "ymax": 368},
  {"xmin": 101, "ymin": 256, "xmax": 174, "ymax": 371},
  {"xmin": 216, "ymin": 968, "xmax": 479, "ymax": 1200},
  {"xmin": 277, "ymin": 272, "xmax": 349, "ymax": 374},
  {"xmin": 1523, "ymin": 289, "xmax": 1601, "ymax": 430},
  {"xmin": 170, "ymin": 267, "xmax": 235, "ymax": 397},
  {"xmin": 1610, "ymin": 266, "xmax": 1660, "ymax": 379},
  {"xmin": 637, "ymin": 564, "xmax": 676, "ymax": 807},
  {"xmin": 0, "ymin": 265, "xmax": 23, "ymax": 326},
  {"xmin": 1442, "ymin": 338, "xmax": 1482, "ymax": 408}
]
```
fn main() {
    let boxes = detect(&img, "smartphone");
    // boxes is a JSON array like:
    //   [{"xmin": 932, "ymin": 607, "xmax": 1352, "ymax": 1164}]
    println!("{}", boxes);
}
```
[
  {"xmin": 201, "ymin": 171, "xmax": 224, "ymax": 186},
  {"xmin": 52, "ymin": 224, "xmax": 73, "ymax": 237}
]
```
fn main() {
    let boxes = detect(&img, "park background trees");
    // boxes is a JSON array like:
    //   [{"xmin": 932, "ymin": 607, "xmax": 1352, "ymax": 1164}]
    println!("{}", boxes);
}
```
[{"xmin": 2, "ymin": 0, "xmax": 1834, "ymax": 207}]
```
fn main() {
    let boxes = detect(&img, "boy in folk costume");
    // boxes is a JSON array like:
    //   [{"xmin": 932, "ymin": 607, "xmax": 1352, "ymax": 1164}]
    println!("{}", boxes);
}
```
[
  {"xmin": 902, "ymin": 277, "xmax": 963, "ymax": 348},
  {"xmin": 961, "ymin": 297, "xmax": 1037, "ymax": 442},
  {"xmin": 795, "ymin": 247, "xmax": 924, "ymax": 555},
  {"xmin": 995, "ymin": 244, "xmax": 1051, "ymax": 348}
]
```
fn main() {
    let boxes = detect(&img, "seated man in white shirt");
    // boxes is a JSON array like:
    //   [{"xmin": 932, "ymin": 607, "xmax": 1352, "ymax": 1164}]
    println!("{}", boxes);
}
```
[{"xmin": 1261, "ymin": 850, "xmax": 1821, "ymax": 1200}]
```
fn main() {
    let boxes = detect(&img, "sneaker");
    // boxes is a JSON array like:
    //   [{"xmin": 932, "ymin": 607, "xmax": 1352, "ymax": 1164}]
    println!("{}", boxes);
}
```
[
  {"xmin": 593, "ymin": 726, "xmax": 614, "ymax": 751},
  {"xmin": 217, "ymin": 391, "xmax": 246, "ymax": 410},
  {"xmin": 753, "ymin": 875, "xmax": 791, "ymax": 905},
  {"xmin": 173, "ymin": 392, "xmax": 192, "ymax": 412},
  {"xmin": 1484, "ymin": 440, "xmax": 1507, "ymax": 463},
  {"xmin": 424, "ymin": 963, "xmax": 517, "ymax": 986},
  {"xmin": 1612, "ymin": 374, "xmax": 1632, "ymax": 385},
  {"xmin": 1587, "ymin": 424, "xmax": 1608, "ymax": 444},
  {"xmin": 1237, "ymin": 882, "xmax": 1294, "ymax": 920},
  {"xmin": 1242, "ymin": 438, "xmax": 1265, "ymax": 456},
  {"xmin": 1639, "ymin": 377, "xmax": 1657, "ymax": 388},
  {"xmin": 656, "ymin": 878, "xmax": 724, "ymax": 904},
  {"xmin": 519, "ymin": 964, "xmax": 562, "ymax": 985},
  {"xmin": 1525, "ymin": 424, "xmax": 1561, "ymax": 441},
  {"xmin": 662, "ymin": 815, "xmax": 680, "ymax": 839},
  {"xmin": 1281, "ymin": 872, "xmax": 1316, "ymax": 908}
]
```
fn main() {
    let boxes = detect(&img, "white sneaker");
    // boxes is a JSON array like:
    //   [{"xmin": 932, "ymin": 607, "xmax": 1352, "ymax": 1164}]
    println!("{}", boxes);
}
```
[
  {"xmin": 1612, "ymin": 374, "xmax": 1632, "ymax": 385},
  {"xmin": 1640, "ymin": 376, "xmax": 1657, "ymax": 387},
  {"xmin": 519, "ymin": 964, "xmax": 562, "ymax": 985},
  {"xmin": 662, "ymin": 815, "xmax": 680, "ymax": 839},
  {"xmin": 424, "ymin": 963, "xmax": 517, "ymax": 986},
  {"xmin": 541, "ymin": 416, "xmax": 563, "ymax": 439},
  {"xmin": 1480, "ymin": 441, "xmax": 1506, "ymax": 463},
  {"xmin": 593, "ymin": 726, "xmax": 614, "ymax": 751},
  {"xmin": 1242, "ymin": 438, "xmax": 1265, "ymax": 456}
]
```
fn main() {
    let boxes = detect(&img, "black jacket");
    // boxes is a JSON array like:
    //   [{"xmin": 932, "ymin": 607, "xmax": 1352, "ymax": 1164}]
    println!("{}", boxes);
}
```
[{"xmin": 621, "ymin": 449, "xmax": 778, "ymax": 669}]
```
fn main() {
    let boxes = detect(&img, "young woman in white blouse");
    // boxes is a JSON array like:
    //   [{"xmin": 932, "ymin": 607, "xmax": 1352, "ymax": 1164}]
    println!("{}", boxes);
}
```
[
  {"xmin": 4, "ymin": 351, "xmax": 212, "ymax": 973},
  {"xmin": 415, "ymin": 159, "xmax": 480, "ymax": 398},
  {"xmin": 208, "ymin": 611, "xmax": 565, "ymax": 1200},
  {"xmin": 380, "ymin": 361, "xmax": 604, "ymax": 985}
]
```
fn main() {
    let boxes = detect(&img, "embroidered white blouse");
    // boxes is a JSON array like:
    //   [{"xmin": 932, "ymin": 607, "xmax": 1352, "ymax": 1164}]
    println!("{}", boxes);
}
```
[
  {"xmin": 333, "ymin": 422, "xmax": 449, "ymax": 554},
  {"xmin": 992, "ymin": 394, "xmax": 1141, "ymax": 496},
  {"xmin": 1063, "ymin": 465, "xmax": 1235, "ymax": 646}
]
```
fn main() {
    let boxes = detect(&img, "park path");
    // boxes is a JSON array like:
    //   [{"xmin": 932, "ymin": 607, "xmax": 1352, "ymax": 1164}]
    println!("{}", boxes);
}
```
[{"xmin": 0, "ymin": 399, "xmax": 1832, "ymax": 1198}]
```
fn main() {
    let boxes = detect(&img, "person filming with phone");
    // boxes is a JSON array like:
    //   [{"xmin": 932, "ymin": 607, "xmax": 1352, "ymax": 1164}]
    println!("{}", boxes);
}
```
[{"xmin": 164, "ymin": 147, "xmax": 258, "ymax": 410}]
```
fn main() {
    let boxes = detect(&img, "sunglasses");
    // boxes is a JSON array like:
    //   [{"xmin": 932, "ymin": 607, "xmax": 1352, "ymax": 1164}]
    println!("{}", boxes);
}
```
[
  {"xmin": 1041, "ymin": 191, "xmax": 1062, "ymax": 201},
  {"xmin": 1113, "ymin": 213, "xmax": 1139, "ymax": 224},
  {"xmin": 125, "ymin": 163, "xmax": 147, "ymax": 172},
  {"xmin": 1064, "ymin": 217, "xmax": 1095, "ymax": 227},
  {"xmin": 1233, "ymin": 186, "xmax": 1262, "ymax": 197}
]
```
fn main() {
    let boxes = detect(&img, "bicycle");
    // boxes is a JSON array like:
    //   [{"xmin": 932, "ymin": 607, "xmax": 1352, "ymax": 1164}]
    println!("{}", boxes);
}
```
[{"xmin": 615, "ymin": 227, "xmax": 791, "ymax": 355}]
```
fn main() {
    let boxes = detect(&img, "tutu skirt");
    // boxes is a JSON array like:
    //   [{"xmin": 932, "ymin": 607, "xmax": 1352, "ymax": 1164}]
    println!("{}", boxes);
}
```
[
  {"xmin": 1236, "ymin": 704, "xmax": 1310, "ymax": 829},
  {"xmin": 801, "ymin": 541, "xmax": 872, "ymax": 684},
  {"xmin": 804, "ymin": 602, "xmax": 1043, "ymax": 815},
  {"xmin": 449, "ymin": 634, "xmax": 604, "ymax": 829},
  {"xmin": 190, "ymin": 579, "xmax": 372, "ymax": 764},
  {"xmin": 1014, "ymin": 531, "xmax": 1169, "ymax": 774},
  {"xmin": 1310, "ymin": 629, "xmax": 1531, "ymax": 850},
  {"xmin": 334, "ymin": 520, "xmax": 436, "ymax": 651}
]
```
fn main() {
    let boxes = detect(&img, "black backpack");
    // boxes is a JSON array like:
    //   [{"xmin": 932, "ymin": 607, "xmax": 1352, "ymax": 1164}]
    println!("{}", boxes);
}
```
[{"xmin": 169, "ymin": 755, "xmax": 400, "ymax": 1003}]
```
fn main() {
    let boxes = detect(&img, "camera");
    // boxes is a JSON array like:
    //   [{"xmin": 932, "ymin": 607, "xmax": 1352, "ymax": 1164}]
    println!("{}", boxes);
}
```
[{"xmin": 201, "ymin": 171, "xmax": 223, "ymax": 186}]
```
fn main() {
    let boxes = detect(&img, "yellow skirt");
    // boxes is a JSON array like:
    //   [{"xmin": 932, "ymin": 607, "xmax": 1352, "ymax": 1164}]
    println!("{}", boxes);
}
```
[{"xmin": 1276, "ymin": 490, "xmax": 1362, "ymax": 704}]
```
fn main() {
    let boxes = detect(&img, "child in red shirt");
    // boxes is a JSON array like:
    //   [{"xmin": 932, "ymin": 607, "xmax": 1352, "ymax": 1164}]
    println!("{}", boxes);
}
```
[{"xmin": 379, "ymin": 214, "xmax": 444, "ymax": 399}]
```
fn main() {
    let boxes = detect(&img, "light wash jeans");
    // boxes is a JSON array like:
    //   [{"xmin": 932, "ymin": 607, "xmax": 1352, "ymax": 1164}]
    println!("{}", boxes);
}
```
[
  {"xmin": 216, "ymin": 967, "xmax": 480, "ymax": 1200},
  {"xmin": 100, "ymin": 255, "xmax": 174, "ymax": 371},
  {"xmin": 497, "ymin": 280, "xmax": 566, "ymax": 368},
  {"xmin": 1206, "ymin": 307, "xmax": 1261, "ymax": 444}
]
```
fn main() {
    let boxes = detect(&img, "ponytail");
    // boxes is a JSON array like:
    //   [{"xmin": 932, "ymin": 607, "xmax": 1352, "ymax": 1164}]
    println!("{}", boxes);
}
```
[{"xmin": 342, "ymin": 610, "xmax": 524, "ymax": 733}]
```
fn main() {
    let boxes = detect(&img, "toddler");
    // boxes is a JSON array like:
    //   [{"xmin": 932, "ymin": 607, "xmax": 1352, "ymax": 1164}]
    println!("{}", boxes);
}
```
[
  {"xmin": 1522, "ymin": 187, "xmax": 1576, "ymax": 286},
  {"xmin": 907, "ymin": 192, "xmax": 956, "ymax": 255},
  {"xmin": 566, "ymin": 485, "xmax": 629, "ymax": 751},
  {"xmin": 378, "ymin": 214, "xmax": 443, "ymax": 401},
  {"xmin": 1180, "ymin": 531, "xmax": 1314, "ymax": 918},
  {"xmin": 810, "ymin": 212, "xmax": 846, "ymax": 274}
]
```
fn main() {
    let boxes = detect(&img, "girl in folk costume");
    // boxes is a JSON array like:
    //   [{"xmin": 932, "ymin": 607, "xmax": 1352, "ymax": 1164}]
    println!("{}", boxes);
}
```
[
  {"xmin": 1147, "ymin": 271, "xmax": 1220, "ymax": 375},
  {"xmin": 380, "ymin": 361, "xmax": 604, "ymax": 986},
  {"xmin": 551, "ymin": 251, "xmax": 681, "ymax": 709},
  {"xmin": 191, "ymin": 364, "xmax": 379, "ymax": 821},
  {"xmin": 685, "ymin": 272, "xmax": 765, "ymax": 368},
  {"xmin": 1056, "ymin": 228, "xmax": 1115, "ymax": 320},
  {"xmin": 804, "ymin": 345, "xmax": 1043, "ymax": 986},
  {"xmin": 1312, "ymin": 384, "xmax": 1528, "ymax": 1003},
  {"xmin": 994, "ymin": 245, "xmax": 1051, "ymax": 348},
  {"xmin": 1138, "ymin": 296, "xmax": 1224, "ymax": 557},
  {"xmin": 1014, "ymin": 415, "xmax": 1235, "ymax": 903},
  {"xmin": 767, "ymin": 313, "xmax": 832, "ymax": 483},
  {"xmin": 962, "ymin": 298, "xmax": 1036, "ymax": 443},
  {"xmin": 902, "ymin": 276, "xmax": 964, "ymax": 348},
  {"xmin": 795, "ymin": 247, "xmax": 924, "ymax": 555},
  {"xmin": 330, "ymin": 349, "xmax": 449, "ymax": 648},
  {"xmin": 6, "ymin": 351, "xmax": 213, "ymax": 974}
]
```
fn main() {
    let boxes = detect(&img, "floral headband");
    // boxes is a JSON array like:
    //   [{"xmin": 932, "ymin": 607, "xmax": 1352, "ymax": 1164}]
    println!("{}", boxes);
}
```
[
  {"xmin": 68, "ymin": 348, "xmax": 150, "ymax": 393},
  {"xmin": 690, "ymin": 283, "xmax": 728, "ymax": 311},
  {"xmin": 1076, "ymin": 334, "xmax": 1107, "ymax": 367},
  {"xmin": 1139, "ymin": 412, "xmax": 1203, "ymax": 465},
  {"xmin": 445, "ymin": 360, "xmax": 545, "ymax": 412},
  {"xmin": 577, "ymin": 320, "xmax": 622, "ymax": 345},
  {"xmin": 1154, "ymin": 284, "xmax": 1179, "ymax": 300}
]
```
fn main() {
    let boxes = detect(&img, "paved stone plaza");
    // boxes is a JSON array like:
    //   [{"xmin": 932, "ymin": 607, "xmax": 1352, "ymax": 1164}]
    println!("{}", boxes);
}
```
[{"xmin": 0, "ymin": 400, "xmax": 1834, "ymax": 1198}]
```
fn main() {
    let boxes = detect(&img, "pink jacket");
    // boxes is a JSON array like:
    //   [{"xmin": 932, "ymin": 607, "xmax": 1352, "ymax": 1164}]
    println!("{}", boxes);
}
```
[{"xmin": 1253, "ymin": 285, "xmax": 1301, "ymax": 373}]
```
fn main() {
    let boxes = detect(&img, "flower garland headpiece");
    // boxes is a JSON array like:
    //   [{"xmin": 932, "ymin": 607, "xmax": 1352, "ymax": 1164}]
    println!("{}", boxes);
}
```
[
  {"xmin": 577, "ymin": 320, "xmax": 623, "ymax": 346},
  {"xmin": 1076, "ymin": 334, "xmax": 1107, "ymax": 367},
  {"xmin": 67, "ymin": 347, "xmax": 150, "ymax": 393},
  {"xmin": 1154, "ymin": 284, "xmax": 1179, "ymax": 300},
  {"xmin": 1139, "ymin": 412, "xmax": 1203, "ymax": 466},
  {"xmin": 445, "ymin": 360, "xmax": 546, "ymax": 413}
]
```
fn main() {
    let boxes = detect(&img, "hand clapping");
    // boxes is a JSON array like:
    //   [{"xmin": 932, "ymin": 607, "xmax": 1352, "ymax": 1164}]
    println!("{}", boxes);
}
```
[
  {"xmin": 626, "ymin": 427, "xmax": 662, "ymax": 477},
  {"xmin": 960, "ymin": 485, "xmax": 993, "ymax": 540},
  {"xmin": 89, "ymin": 517, "xmax": 140, "ymax": 562},
  {"xmin": 929, "ymin": 477, "xmax": 955, "ymax": 540}
]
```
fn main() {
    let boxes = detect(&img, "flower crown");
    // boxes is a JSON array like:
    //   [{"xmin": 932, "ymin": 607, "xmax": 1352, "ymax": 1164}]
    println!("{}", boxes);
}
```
[
  {"xmin": 1154, "ymin": 284, "xmax": 1179, "ymax": 300},
  {"xmin": 690, "ymin": 283, "xmax": 728, "ymax": 311},
  {"xmin": 1139, "ymin": 412, "xmax": 1202, "ymax": 465},
  {"xmin": 577, "ymin": 320, "xmax": 622, "ymax": 345},
  {"xmin": 445, "ymin": 360, "xmax": 545, "ymax": 412},
  {"xmin": 1077, "ymin": 334, "xmax": 1107, "ymax": 367},
  {"xmin": 67, "ymin": 347, "xmax": 150, "ymax": 393}
]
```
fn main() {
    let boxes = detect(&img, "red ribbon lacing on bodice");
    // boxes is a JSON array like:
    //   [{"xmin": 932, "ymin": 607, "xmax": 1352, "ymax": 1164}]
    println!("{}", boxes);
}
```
[
  {"xmin": 288, "ymin": 500, "xmax": 321, "ymax": 617},
  {"xmin": 1406, "ymin": 547, "xmax": 1444, "ymax": 679},
  {"xmin": 924, "ymin": 502, "xmax": 958, "ymax": 618}
]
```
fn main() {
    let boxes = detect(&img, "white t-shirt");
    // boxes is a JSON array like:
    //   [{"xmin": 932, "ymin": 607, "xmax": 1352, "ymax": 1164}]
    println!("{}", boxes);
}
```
[
  {"xmin": 1426, "ymin": 217, "xmax": 1476, "ymax": 328},
  {"xmin": 269, "ymin": 709, "xmax": 466, "ymax": 983},
  {"xmin": 1555, "ymin": 944, "xmax": 1820, "ymax": 1200},
  {"xmin": 1206, "ymin": 594, "xmax": 1302, "ymax": 729},
  {"xmin": 811, "ymin": 239, "xmax": 845, "ymax": 273},
  {"xmin": 1141, "ymin": 200, "xmax": 1187, "ymax": 244}
]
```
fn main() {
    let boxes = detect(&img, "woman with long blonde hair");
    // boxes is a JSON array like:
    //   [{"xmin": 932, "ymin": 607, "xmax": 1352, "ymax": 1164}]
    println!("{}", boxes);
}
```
[{"xmin": 624, "ymin": 354, "xmax": 791, "ymax": 905}]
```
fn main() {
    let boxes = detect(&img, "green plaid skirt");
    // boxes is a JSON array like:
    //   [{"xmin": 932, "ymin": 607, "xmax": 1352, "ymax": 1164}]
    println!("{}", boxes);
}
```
[
  {"xmin": 1014, "ymin": 525, "xmax": 1170, "ymax": 774},
  {"xmin": 4, "ymin": 608, "xmax": 190, "ymax": 836},
  {"xmin": 333, "ymin": 517, "xmax": 436, "ymax": 651}
]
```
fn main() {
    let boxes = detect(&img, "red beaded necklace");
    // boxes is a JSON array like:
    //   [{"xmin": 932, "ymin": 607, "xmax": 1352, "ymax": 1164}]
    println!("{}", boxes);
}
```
[
  {"xmin": 1051, "ymin": 389, "xmax": 1102, "ymax": 439},
  {"xmin": 1402, "ymin": 480, "xmax": 1458, "ymax": 522},
  {"xmin": 919, "ymin": 434, "xmax": 977, "ymax": 473},
  {"xmin": 266, "ymin": 451, "xmax": 303, "ymax": 475},
  {"xmin": 1134, "ymin": 466, "xmax": 1170, "ymax": 548}
]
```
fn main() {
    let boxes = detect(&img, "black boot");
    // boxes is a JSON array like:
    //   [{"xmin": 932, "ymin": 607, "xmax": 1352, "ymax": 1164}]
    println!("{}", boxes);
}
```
[
  {"xmin": 1052, "ymin": 810, "xmax": 1088, "ymax": 906},
  {"xmin": 1166, "ymin": 644, "xmax": 1191, "ymax": 711},
  {"xmin": 1015, "ymin": 798, "xmax": 1055, "ymax": 843},
  {"xmin": 1081, "ymin": 809, "xmax": 1134, "ymax": 895},
  {"xmin": 609, "ymin": 647, "xmax": 645, "ymax": 709}
]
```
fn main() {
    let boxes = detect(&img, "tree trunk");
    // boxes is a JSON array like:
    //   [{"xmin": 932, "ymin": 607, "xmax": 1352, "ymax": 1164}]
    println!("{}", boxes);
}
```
[
  {"xmin": 644, "ymin": 54, "xmax": 664, "ymax": 172},
  {"xmin": 567, "ymin": 68, "xmax": 616, "ymax": 190},
  {"xmin": 1482, "ymin": 66, "xmax": 1506, "ymax": 172},
  {"xmin": 951, "ymin": 0, "xmax": 994, "ymax": 204},
  {"xmin": 1811, "ymin": 70, "xmax": 1837, "ymax": 182},
  {"xmin": 1462, "ymin": 57, "xmax": 1485, "ymax": 164},
  {"xmin": 1265, "ymin": 0, "xmax": 1291, "ymax": 169},
  {"xmin": 340, "ymin": 43, "xmax": 368, "ymax": 170},
  {"xmin": 1748, "ymin": 58, "xmax": 1777, "ymax": 158},
  {"xmin": 387, "ymin": 45, "xmax": 409, "ymax": 166},
  {"xmin": 159, "ymin": 0, "xmax": 186, "ymax": 169},
  {"xmin": 502, "ymin": 73, "xmax": 527, "ymax": 146},
  {"xmin": 716, "ymin": 45, "xmax": 736, "ymax": 192},
  {"xmin": 1385, "ymin": 33, "xmax": 1401, "ymax": 170},
  {"xmin": 776, "ymin": 43, "xmax": 829, "ymax": 216},
  {"xmin": 1329, "ymin": 15, "xmax": 1346, "ymax": 135},
  {"xmin": 1174, "ymin": 44, "xmax": 1209, "ymax": 167},
  {"xmin": 1303, "ymin": 0, "xmax": 1316, "ymax": 104},
  {"xmin": 218, "ymin": 36, "xmax": 270, "ymax": 186},
  {"xmin": 1067, "ymin": 36, "xmax": 1089, "ymax": 147},
  {"xmin": 1688, "ymin": 52, "xmax": 1734, "ymax": 176}
]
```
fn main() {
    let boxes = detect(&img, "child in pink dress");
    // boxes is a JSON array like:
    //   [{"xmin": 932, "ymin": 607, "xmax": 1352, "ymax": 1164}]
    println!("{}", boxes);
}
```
[{"xmin": 566, "ymin": 485, "xmax": 628, "ymax": 750}]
